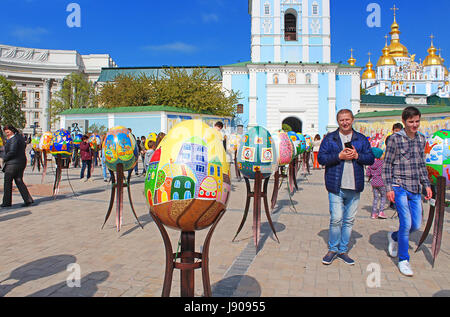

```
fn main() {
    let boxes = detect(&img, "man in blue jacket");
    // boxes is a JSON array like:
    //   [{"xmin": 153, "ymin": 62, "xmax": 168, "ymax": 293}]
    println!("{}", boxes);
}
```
[{"xmin": 318, "ymin": 109, "xmax": 374, "ymax": 265}]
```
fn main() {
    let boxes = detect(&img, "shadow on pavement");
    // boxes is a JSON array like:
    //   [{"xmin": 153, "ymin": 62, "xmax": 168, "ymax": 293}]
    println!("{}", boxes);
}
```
[
  {"xmin": 212, "ymin": 275, "xmax": 261, "ymax": 297},
  {"xmin": 0, "ymin": 210, "xmax": 32, "ymax": 223},
  {"xmin": 0, "ymin": 254, "xmax": 76, "ymax": 297},
  {"xmin": 318, "ymin": 229, "xmax": 363, "ymax": 253},
  {"xmin": 27, "ymin": 271, "xmax": 109, "ymax": 297}
]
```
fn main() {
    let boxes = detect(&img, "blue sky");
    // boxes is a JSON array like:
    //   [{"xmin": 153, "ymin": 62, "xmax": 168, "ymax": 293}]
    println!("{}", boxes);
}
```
[{"xmin": 1, "ymin": 0, "xmax": 449, "ymax": 69}]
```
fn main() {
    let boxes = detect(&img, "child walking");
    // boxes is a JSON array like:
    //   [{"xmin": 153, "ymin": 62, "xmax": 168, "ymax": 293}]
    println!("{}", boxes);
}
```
[{"xmin": 366, "ymin": 147, "xmax": 387, "ymax": 219}]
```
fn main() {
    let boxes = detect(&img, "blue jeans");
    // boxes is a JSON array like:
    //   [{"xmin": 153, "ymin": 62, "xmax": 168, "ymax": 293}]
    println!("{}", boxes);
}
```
[
  {"xmin": 391, "ymin": 186, "xmax": 422, "ymax": 261},
  {"xmin": 80, "ymin": 160, "xmax": 92, "ymax": 179},
  {"xmin": 328, "ymin": 189, "xmax": 361, "ymax": 254},
  {"xmin": 101, "ymin": 154, "xmax": 107, "ymax": 180}
]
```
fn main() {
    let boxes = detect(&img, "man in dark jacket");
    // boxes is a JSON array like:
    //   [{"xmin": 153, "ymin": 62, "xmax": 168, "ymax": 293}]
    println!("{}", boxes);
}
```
[
  {"xmin": 1, "ymin": 125, "xmax": 34, "ymax": 207},
  {"xmin": 79, "ymin": 135, "xmax": 93, "ymax": 182},
  {"xmin": 318, "ymin": 109, "xmax": 374, "ymax": 265}
]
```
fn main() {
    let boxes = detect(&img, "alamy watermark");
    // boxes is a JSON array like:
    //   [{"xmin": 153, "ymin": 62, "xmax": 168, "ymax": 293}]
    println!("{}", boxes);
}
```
[
  {"xmin": 366, "ymin": 3, "xmax": 381, "ymax": 28},
  {"xmin": 366, "ymin": 263, "xmax": 381, "ymax": 288},
  {"xmin": 66, "ymin": 263, "xmax": 81, "ymax": 288},
  {"xmin": 66, "ymin": 3, "xmax": 81, "ymax": 28}
]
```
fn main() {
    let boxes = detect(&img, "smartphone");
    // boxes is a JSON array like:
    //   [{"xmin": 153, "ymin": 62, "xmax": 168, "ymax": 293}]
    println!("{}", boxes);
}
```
[{"xmin": 344, "ymin": 142, "xmax": 352, "ymax": 149}]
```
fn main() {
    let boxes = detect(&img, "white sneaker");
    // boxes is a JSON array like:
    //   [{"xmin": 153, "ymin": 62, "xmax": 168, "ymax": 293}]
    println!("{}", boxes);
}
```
[
  {"xmin": 83, "ymin": 178, "xmax": 89, "ymax": 182},
  {"xmin": 387, "ymin": 231, "xmax": 398, "ymax": 257},
  {"xmin": 80, "ymin": 178, "xmax": 85, "ymax": 182},
  {"xmin": 398, "ymin": 260, "xmax": 413, "ymax": 276}
]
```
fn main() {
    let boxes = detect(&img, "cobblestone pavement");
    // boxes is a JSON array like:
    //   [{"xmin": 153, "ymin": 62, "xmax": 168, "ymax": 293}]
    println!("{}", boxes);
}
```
[{"xmin": 0, "ymin": 160, "xmax": 449, "ymax": 297}]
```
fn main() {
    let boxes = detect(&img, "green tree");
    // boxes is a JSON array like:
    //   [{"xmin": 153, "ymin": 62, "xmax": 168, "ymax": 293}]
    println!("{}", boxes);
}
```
[
  {"xmin": 282, "ymin": 124, "xmax": 292, "ymax": 132},
  {"xmin": 49, "ymin": 72, "xmax": 97, "ymax": 124},
  {"xmin": 0, "ymin": 75, "xmax": 26, "ymax": 131},
  {"xmin": 88, "ymin": 123, "xmax": 107, "ymax": 135},
  {"xmin": 360, "ymin": 86, "xmax": 368, "ymax": 96},
  {"xmin": 98, "ymin": 67, "xmax": 240, "ymax": 117}
]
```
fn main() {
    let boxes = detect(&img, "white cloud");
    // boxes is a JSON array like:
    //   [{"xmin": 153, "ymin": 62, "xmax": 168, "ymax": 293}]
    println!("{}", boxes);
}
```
[
  {"xmin": 202, "ymin": 13, "xmax": 219, "ymax": 23},
  {"xmin": 11, "ymin": 26, "xmax": 49, "ymax": 41},
  {"xmin": 142, "ymin": 42, "xmax": 198, "ymax": 54}
]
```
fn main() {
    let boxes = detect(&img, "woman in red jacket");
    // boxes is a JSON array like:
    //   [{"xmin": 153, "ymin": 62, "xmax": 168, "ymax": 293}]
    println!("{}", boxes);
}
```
[{"xmin": 79, "ymin": 135, "xmax": 93, "ymax": 182}]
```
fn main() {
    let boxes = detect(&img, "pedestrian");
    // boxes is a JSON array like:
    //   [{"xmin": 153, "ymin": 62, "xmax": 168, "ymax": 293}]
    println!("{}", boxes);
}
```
[
  {"xmin": 318, "ymin": 109, "xmax": 375, "ymax": 265},
  {"xmin": 1, "ymin": 125, "xmax": 34, "ymax": 207},
  {"xmin": 128, "ymin": 128, "xmax": 139, "ymax": 176},
  {"xmin": 312, "ymin": 134, "xmax": 322, "ymax": 169},
  {"xmin": 366, "ymin": 147, "xmax": 387, "ymax": 219},
  {"xmin": 140, "ymin": 136, "xmax": 146, "ymax": 175},
  {"xmin": 385, "ymin": 122, "xmax": 403, "ymax": 210},
  {"xmin": 144, "ymin": 140, "xmax": 156, "ymax": 173},
  {"xmin": 80, "ymin": 135, "xmax": 93, "ymax": 182},
  {"xmin": 383, "ymin": 106, "xmax": 432, "ymax": 277},
  {"xmin": 214, "ymin": 121, "xmax": 227, "ymax": 150}
]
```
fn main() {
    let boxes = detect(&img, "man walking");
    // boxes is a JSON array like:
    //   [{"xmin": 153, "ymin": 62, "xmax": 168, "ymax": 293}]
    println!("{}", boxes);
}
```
[
  {"xmin": 383, "ymin": 106, "xmax": 432, "ymax": 276},
  {"xmin": 318, "ymin": 109, "xmax": 374, "ymax": 265}
]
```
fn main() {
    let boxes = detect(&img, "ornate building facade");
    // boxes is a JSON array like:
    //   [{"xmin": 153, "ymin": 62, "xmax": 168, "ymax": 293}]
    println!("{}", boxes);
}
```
[
  {"xmin": 222, "ymin": 0, "xmax": 361, "ymax": 136},
  {"xmin": 359, "ymin": 6, "xmax": 449, "ymax": 98},
  {"xmin": 0, "ymin": 44, "xmax": 117, "ymax": 135}
]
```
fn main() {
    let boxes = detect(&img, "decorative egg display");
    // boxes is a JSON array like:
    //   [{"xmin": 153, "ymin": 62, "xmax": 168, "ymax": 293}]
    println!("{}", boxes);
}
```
[
  {"xmin": 39, "ymin": 131, "xmax": 53, "ymax": 151},
  {"xmin": 89, "ymin": 134, "xmax": 101, "ymax": 151},
  {"xmin": 237, "ymin": 126, "xmax": 278, "ymax": 179},
  {"xmin": 49, "ymin": 129, "xmax": 73, "ymax": 158},
  {"xmin": 304, "ymin": 134, "xmax": 312, "ymax": 152},
  {"xmin": 31, "ymin": 135, "xmax": 41, "ymax": 151},
  {"xmin": 425, "ymin": 129, "xmax": 450, "ymax": 186},
  {"xmin": 144, "ymin": 133, "xmax": 157, "ymax": 150},
  {"xmin": 103, "ymin": 126, "xmax": 139, "ymax": 172},
  {"xmin": 287, "ymin": 131, "xmax": 300, "ymax": 155},
  {"xmin": 145, "ymin": 120, "xmax": 231, "ymax": 232},
  {"xmin": 296, "ymin": 133, "xmax": 307, "ymax": 154},
  {"xmin": 73, "ymin": 134, "xmax": 83, "ymax": 149},
  {"xmin": 271, "ymin": 130, "xmax": 295, "ymax": 166}
]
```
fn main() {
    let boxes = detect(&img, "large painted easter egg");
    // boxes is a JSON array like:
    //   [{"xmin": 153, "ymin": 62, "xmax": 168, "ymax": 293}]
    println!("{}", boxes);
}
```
[
  {"xmin": 89, "ymin": 134, "xmax": 101, "ymax": 151},
  {"xmin": 425, "ymin": 129, "xmax": 450, "ymax": 186},
  {"xmin": 145, "ymin": 120, "xmax": 231, "ymax": 231},
  {"xmin": 103, "ymin": 126, "xmax": 139, "ymax": 172},
  {"xmin": 287, "ymin": 131, "xmax": 300, "ymax": 155},
  {"xmin": 49, "ymin": 129, "xmax": 73, "ymax": 158},
  {"xmin": 296, "ymin": 133, "xmax": 307, "ymax": 154},
  {"xmin": 73, "ymin": 134, "xmax": 83, "ymax": 149},
  {"xmin": 304, "ymin": 134, "xmax": 312, "ymax": 152},
  {"xmin": 31, "ymin": 135, "xmax": 41, "ymax": 151},
  {"xmin": 271, "ymin": 130, "xmax": 295, "ymax": 166},
  {"xmin": 237, "ymin": 126, "xmax": 278, "ymax": 179},
  {"xmin": 39, "ymin": 131, "xmax": 53, "ymax": 151}
]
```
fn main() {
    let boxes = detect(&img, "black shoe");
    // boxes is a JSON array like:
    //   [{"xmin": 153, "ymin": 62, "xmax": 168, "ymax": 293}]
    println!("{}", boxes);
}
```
[
  {"xmin": 322, "ymin": 251, "xmax": 338, "ymax": 265},
  {"xmin": 21, "ymin": 201, "xmax": 34, "ymax": 207},
  {"xmin": 1, "ymin": 203, "xmax": 12, "ymax": 208},
  {"xmin": 337, "ymin": 253, "xmax": 355, "ymax": 265}
]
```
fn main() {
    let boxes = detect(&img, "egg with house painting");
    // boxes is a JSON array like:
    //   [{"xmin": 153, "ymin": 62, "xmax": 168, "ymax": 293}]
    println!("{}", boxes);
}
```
[
  {"xmin": 304, "ymin": 134, "xmax": 312, "ymax": 152},
  {"xmin": 237, "ymin": 126, "xmax": 278, "ymax": 179},
  {"xmin": 271, "ymin": 130, "xmax": 295, "ymax": 166},
  {"xmin": 103, "ymin": 126, "xmax": 139, "ymax": 172},
  {"xmin": 39, "ymin": 131, "xmax": 53, "ymax": 151},
  {"xmin": 425, "ymin": 129, "xmax": 450, "ymax": 186},
  {"xmin": 49, "ymin": 129, "xmax": 73, "ymax": 158},
  {"xmin": 144, "ymin": 120, "xmax": 231, "ymax": 231}
]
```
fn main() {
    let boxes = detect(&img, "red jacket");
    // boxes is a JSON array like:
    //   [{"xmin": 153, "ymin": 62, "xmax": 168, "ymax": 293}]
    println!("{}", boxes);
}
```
[{"xmin": 80, "ymin": 141, "xmax": 92, "ymax": 161}]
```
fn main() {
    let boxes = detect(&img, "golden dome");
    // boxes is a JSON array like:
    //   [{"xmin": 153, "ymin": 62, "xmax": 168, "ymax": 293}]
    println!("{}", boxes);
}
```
[
  {"xmin": 388, "ymin": 6, "xmax": 409, "ymax": 57},
  {"xmin": 377, "ymin": 36, "xmax": 397, "ymax": 67},
  {"xmin": 348, "ymin": 48, "xmax": 356, "ymax": 66},
  {"xmin": 362, "ymin": 55, "xmax": 376, "ymax": 79},
  {"xmin": 423, "ymin": 37, "xmax": 442, "ymax": 67}
]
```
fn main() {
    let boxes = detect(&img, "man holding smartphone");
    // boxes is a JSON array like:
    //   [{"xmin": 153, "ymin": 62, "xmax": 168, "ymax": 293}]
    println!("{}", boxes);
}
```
[{"xmin": 318, "ymin": 109, "xmax": 374, "ymax": 265}]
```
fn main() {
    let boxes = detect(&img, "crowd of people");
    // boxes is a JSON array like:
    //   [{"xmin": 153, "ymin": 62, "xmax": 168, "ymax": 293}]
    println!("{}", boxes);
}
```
[{"xmin": 0, "ymin": 111, "xmax": 433, "ymax": 277}]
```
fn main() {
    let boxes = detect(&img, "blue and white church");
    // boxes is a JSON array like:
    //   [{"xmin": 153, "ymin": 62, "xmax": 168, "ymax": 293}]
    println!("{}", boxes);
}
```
[{"xmin": 221, "ymin": 0, "xmax": 361, "ymax": 136}]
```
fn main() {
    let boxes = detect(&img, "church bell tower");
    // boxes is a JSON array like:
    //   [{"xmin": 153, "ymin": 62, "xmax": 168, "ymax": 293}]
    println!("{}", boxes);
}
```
[{"xmin": 250, "ymin": 0, "xmax": 331, "ymax": 64}]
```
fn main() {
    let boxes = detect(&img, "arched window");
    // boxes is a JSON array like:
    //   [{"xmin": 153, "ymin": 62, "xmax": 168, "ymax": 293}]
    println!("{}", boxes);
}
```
[
  {"xmin": 184, "ymin": 181, "xmax": 191, "ymax": 189},
  {"xmin": 305, "ymin": 73, "xmax": 311, "ymax": 84},
  {"xmin": 210, "ymin": 166, "xmax": 215, "ymax": 175},
  {"xmin": 174, "ymin": 180, "xmax": 181, "ymax": 188},
  {"xmin": 284, "ymin": 12, "xmax": 297, "ymax": 41},
  {"xmin": 273, "ymin": 74, "xmax": 279, "ymax": 84},
  {"xmin": 184, "ymin": 191, "xmax": 192, "ymax": 199},
  {"xmin": 288, "ymin": 72, "xmax": 296, "ymax": 84},
  {"xmin": 312, "ymin": 2, "xmax": 319, "ymax": 15},
  {"xmin": 173, "ymin": 192, "xmax": 179, "ymax": 200}
]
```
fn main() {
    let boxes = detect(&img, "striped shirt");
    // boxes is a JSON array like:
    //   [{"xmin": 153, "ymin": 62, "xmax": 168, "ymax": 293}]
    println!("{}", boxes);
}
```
[{"xmin": 382, "ymin": 129, "xmax": 430, "ymax": 193}]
